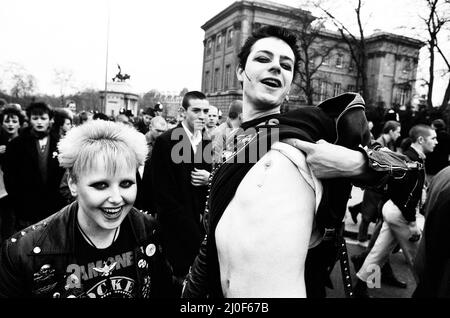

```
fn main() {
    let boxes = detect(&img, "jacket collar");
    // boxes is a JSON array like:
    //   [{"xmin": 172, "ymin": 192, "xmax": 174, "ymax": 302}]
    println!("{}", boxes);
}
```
[{"xmin": 32, "ymin": 202, "xmax": 145, "ymax": 256}]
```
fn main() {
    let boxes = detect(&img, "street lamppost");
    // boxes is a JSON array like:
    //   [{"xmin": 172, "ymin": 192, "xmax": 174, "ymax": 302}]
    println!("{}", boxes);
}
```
[{"xmin": 103, "ymin": 2, "xmax": 111, "ymax": 114}]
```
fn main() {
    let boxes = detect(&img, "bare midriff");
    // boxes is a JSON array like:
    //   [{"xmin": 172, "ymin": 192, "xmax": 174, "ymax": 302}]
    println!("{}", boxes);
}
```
[{"xmin": 215, "ymin": 148, "xmax": 316, "ymax": 298}]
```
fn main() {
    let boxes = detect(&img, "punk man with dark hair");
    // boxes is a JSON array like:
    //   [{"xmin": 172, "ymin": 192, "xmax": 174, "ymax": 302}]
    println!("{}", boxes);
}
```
[{"xmin": 183, "ymin": 25, "xmax": 415, "ymax": 298}]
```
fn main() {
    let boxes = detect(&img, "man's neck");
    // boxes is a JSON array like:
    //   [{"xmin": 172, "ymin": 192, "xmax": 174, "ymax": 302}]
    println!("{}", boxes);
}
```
[
  {"xmin": 6, "ymin": 132, "xmax": 18, "ymax": 141},
  {"xmin": 411, "ymin": 143, "xmax": 426, "ymax": 159},
  {"xmin": 31, "ymin": 129, "xmax": 49, "ymax": 140},
  {"xmin": 381, "ymin": 134, "xmax": 391, "ymax": 144},
  {"xmin": 182, "ymin": 120, "xmax": 194, "ymax": 135},
  {"xmin": 243, "ymin": 107, "xmax": 280, "ymax": 122},
  {"xmin": 227, "ymin": 118, "xmax": 240, "ymax": 129}
]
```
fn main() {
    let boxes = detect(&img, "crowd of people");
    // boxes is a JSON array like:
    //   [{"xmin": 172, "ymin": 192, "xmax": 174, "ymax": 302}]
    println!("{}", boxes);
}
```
[{"xmin": 0, "ymin": 25, "xmax": 449, "ymax": 299}]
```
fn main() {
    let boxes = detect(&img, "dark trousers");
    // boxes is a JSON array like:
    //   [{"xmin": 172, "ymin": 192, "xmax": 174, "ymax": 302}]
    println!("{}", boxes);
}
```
[{"xmin": 305, "ymin": 239, "xmax": 339, "ymax": 298}]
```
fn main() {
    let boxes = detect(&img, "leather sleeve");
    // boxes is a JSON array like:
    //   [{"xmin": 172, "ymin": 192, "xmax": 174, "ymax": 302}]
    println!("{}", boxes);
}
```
[
  {"xmin": 0, "ymin": 240, "xmax": 28, "ymax": 297},
  {"xmin": 181, "ymin": 234, "xmax": 209, "ymax": 298},
  {"xmin": 351, "ymin": 145, "xmax": 412, "ymax": 190}
]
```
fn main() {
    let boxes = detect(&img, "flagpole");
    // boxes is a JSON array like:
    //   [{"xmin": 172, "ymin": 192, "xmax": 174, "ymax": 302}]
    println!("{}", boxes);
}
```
[{"xmin": 103, "ymin": 1, "xmax": 111, "ymax": 113}]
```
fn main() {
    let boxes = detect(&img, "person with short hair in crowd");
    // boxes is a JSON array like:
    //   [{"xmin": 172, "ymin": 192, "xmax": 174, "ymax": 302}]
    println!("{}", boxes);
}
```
[
  {"xmin": 92, "ymin": 112, "xmax": 110, "ymax": 121},
  {"xmin": 425, "ymin": 118, "xmax": 450, "ymax": 182},
  {"xmin": 135, "ymin": 107, "xmax": 155, "ymax": 135},
  {"xmin": 76, "ymin": 110, "xmax": 93, "ymax": 126},
  {"xmin": 136, "ymin": 116, "xmax": 168, "ymax": 215},
  {"xmin": 52, "ymin": 108, "xmax": 73, "ymax": 139},
  {"xmin": 3, "ymin": 102, "xmax": 66, "ymax": 230},
  {"xmin": 144, "ymin": 116, "xmax": 168, "ymax": 159},
  {"xmin": 204, "ymin": 105, "xmax": 219, "ymax": 141},
  {"xmin": 211, "ymin": 100, "xmax": 243, "ymax": 166},
  {"xmin": 349, "ymin": 120, "xmax": 401, "ymax": 237},
  {"xmin": 149, "ymin": 91, "xmax": 212, "ymax": 295},
  {"xmin": 115, "ymin": 113, "xmax": 132, "ymax": 126},
  {"xmin": 154, "ymin": 103, "xmax": 163, "ymax": 117},
  {"xmin": 354, "ymin": 124, "xmax": 437, "ymax": 297},
  {"xmin": 0, "ymin": 106, "xmax": 25, "ymax": 242},
  {"xmin": 0, "ymin": 120, "xmax": 173, "ymax": 298},
  {"xmin": 351, "ymin": 120, "xmax": 409, "ymax": 289}
]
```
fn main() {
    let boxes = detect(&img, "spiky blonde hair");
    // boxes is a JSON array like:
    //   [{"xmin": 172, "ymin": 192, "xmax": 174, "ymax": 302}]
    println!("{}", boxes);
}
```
[{"xmin": 58, "ymin": 120, "xmax": 148, "ymax": 181}]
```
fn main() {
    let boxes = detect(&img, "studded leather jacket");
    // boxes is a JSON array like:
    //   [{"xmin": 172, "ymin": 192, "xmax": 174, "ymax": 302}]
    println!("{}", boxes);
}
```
[{"xmin": 0, "ymin": 202, "xmax": 173, "ymax": 298}]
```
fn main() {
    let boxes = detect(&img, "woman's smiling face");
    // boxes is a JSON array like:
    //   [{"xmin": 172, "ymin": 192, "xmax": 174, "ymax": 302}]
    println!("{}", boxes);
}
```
[{"xmin": 69, "ymin": 159, "xmax": 137, "ymax": 232}]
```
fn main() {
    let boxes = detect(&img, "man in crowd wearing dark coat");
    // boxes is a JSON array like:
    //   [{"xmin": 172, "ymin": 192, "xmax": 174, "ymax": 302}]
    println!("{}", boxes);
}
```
[
  {"xmin": 148, "ymin": 91, "xmax": 212, "ymax": 294},
  {"xmin": 3, "ymin": 102, "xmax": 65, "ymax": 230},
  {"xmin": 354, "ymin": 124, "xmax": 437, "ymax": 297},
  {"xmin": 413, "ymin": 165, "xmax": 450, "ymax": 297},
  {"xmin": 425, "ymin": 118, "xmax": 450, "ymax": 181}
]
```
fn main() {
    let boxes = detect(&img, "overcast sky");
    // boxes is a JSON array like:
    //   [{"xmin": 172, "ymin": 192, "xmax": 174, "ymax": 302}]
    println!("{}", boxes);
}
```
[{"xmin": 1, "ymin": 0, "xmax": 447, "ymax": 103}]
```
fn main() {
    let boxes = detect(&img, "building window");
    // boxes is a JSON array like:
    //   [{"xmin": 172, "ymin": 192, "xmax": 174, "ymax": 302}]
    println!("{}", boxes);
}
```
[
  {"xmin": 224, "ymin": 64, "xmax": 231, "ymax": 90},
  {"xmin": 322, "ymin": 55, "xmax": 330, "ymax": 65},
  {"xmin": 227, "ymin": 29, "xmax": 234, "ymax": 47},
  {"xmin": 402, "ymin": 58, "xmax": 412, "ymax": 74},
  {"xmin": 336, "ymin": 55, "xmax": 343, "ymax": 68},
  {"xmin": 216, "ymin": 34, "xmax": 222, "ymax": 50},
  {"xmin": 348, "ymin": 85, "xmax": 355, "ymax": 92},
  {"xmin": 206, "ymin": 39, "xmax": 212, "ymax": 56},
  {"xmin": 214, "ymin": 68, "xmax": 220, "ymax": 91},
  {"xmin": 333, "ymin": 83, "xmax": 341, "ymax": 96},
  {"xmin": 204, "ymin": 71, "xmax": 210, "ymax": 93},
  {"xmin": 398, "ymin": 88, "xmax": 409, "ymax": 106},
  {"xmin": 320, "ymin": 81, "xmax": 328, "ymax": 101},
  {"xmin": 349, "ymin": 59, "xmax": 354, "ymax": 71}
]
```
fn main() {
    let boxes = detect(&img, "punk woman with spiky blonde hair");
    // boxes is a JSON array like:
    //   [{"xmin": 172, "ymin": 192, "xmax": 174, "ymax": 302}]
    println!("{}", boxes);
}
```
[{"xmin": 0, "ymin": 120, "xmax": 173, "ymax": 298}]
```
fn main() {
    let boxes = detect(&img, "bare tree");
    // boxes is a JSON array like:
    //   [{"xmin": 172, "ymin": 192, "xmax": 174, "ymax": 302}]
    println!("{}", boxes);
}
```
[
  {"xmin": 419, "ymin": 0, "xmax": 450, "ymax": 109},
  {"xmin": 0, "ymin": 62, "xmax": 37, "ymax": 98},
  {"xmin": 10, "ymin": 73, "xmax": 36, "ymax": 98},
  {"xmin": 420, "ymin": 0, "xmax": 450, "ymax": 109},
  {"xmin": 437, "ymin": 44, "xmax": 450, "ymax": 110},
  {"xmin": 292, "ymin": 16, "xmax": 340, "ymax": 105},
  {"xmin": 179, "ymin": 87, "xmax": 189, "ymax": 97},
  {"xmin": 53, "ymin": 68, "xmax": 75, "ymax": 107},
  {"xmin": 276, "ymin": 5, "xmax": 338, "ymax": 105},
  {"xmin": 140, "ymin": 89, "xmax": 161, "ymax": 109},
  {"xmin": 314, "ymin": 0, "xmax": 369, "ymax": 102},
  {"xmin": 70, "ymin": 89, "xmax": 101, "ymax": 112}
]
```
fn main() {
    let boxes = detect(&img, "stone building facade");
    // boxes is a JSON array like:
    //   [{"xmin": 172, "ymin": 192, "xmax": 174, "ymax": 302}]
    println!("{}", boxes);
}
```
[
  {"xmin": 201, "ymin": 0, "xmax": 424, "ymax": 117},
  {"xmin": 99, "ymin": 81, "xmax": 139, "ymax": 117}
]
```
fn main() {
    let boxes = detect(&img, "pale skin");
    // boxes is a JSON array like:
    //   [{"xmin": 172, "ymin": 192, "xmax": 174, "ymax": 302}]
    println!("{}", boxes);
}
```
[
  {"xmin": 182, "ymin": 99, "xmax": 212, "ymax": 187},
  {"xmin": 68, "ymin": 160, "xmax": 137, "ymax": 249},
  {"xmin": 216, "ymin": 37, "xmax": 312, "ymax": 297},
  {"xmin": 215, "ymin": 36, "xmax": 369, "ymax": 297},
  {"xmin": 0, "ymin": 115, "xmax": 21, "ymax": 153},
  {"xmin": 215, "ymin": 149, "xmax": 314, "ymax": 297},
  {"xmin": 407, "ymin": 129, "xmax": 438, "ymax": 237}
]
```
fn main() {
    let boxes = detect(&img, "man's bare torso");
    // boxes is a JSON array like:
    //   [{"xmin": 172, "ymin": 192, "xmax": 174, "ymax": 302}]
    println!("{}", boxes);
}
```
[{"xmin": 215, "ymin": 144, "xmax": 318, "ymax": 297}]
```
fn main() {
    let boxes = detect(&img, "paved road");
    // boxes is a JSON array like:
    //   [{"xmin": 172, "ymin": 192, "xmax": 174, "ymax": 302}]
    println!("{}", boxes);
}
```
[
  {"xmin": 326, "ymin": 240, "xmax": 416, "ymax": 298},
  {"xmin": 325, "ymin": 187, "xmax": 420, "ymax": 298}
]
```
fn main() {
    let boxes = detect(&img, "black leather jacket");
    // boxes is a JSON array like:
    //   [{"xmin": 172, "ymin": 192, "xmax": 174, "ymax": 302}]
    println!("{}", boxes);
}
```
[
  {"xmin": 387, "ymin": 146, "xmax": 425, "ymax": 223},
  {"xmin": 0, "ymin": 202, "xmax": 173, "ymax": 298}
]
